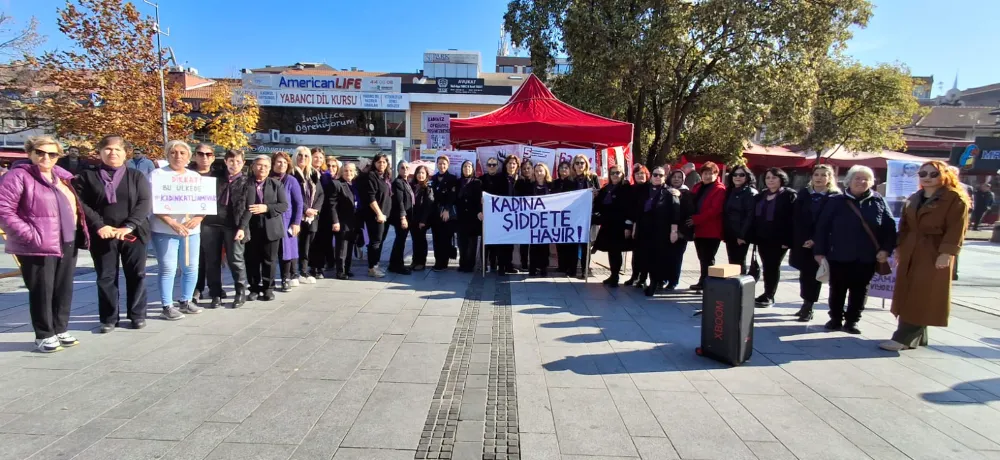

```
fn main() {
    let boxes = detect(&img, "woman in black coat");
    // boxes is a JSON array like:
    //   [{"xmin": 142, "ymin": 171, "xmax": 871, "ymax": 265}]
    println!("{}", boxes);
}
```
[
  {"xmin": 565, "ymin": 155, "xmax": 601, "ymax": 279},
  {"xmin": 292, "ymin": 147, "xmax": 325, "ymax": 282},
  {"xmin": 514, "ymin": 158, "xmax": 534, "ymax": 271},
  {"xmin": 355, "ymin": 153, "xmax": 393, "ymax": 278},
  {"xmin": 388, "ymin": 160, "xmax": 414, "ymax": 274},
  {"xmin": 552, "ymin": 160, "xmax": 574, "ymax": 273},
  {"xmin": 327, "ymin": 163, "xmax": 360, "ymax": 280},
  {"xmin": 722, "ymin": 165, "xmax": 757, "ymax": 274},
  {"xmin": 593, "ymin": 164, "xmax": 631, "ymax": 287},
  {"xmin": 455, "ymin": 160, "xmax": 483, "ymax": 273},
  {"xmin": 634, "ymin": 166, "xmax": 681, "ymax": 297},
  {"xmin": 487, "ymin": 155, "xmax": 520, "ymax": 275},
  {"xmin": 666, "ymin": 169, "xmax": 694, "ymax": 290},
  {"xmin": 623, "ymin": 165, "xmax": 650, "ymax": 287},
  {"xmin": 409, "ymin": 165, "xmax": 435, "ymax": 271},
  {"xmin": 478, "ymin": 157, "xmax": 502, "ymax": 272},
  {"xmin": 789, "ymin": 164, "xmax": 840, "ymax": 321},
  {"xmin": 749, "ymin": 168, "xmax": 797, "ymax": 307},
  {"xmin": 527, "ymin": 163, "xmax": 555, "ymax": 276}
]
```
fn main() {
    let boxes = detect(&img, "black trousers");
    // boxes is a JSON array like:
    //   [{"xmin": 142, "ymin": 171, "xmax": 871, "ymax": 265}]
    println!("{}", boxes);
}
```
[
  {"xmin": 798, "ymin": 261, "xmax": 823, "ymax": 303},
  {"xmin": 364, "ymin": 218, "xmax": 385, "ymax": 268},
  {"xmin": 725, "ymin": 238, "xmax": 751, "ymax": 275},
  {"xmin": 458, "ymin": 232, "xmax": 479, "ymax": 271},
  {"xmin": 433, "ymin": 221, "xmax": 454, "ymax": 269},
  {"xmin": 758, "ymin": 244, "xmax": 788, "ymax": 300},
  {"xmin": 246, "ymin": 229, "xmax": 278, "ymax": 294},
  {"xmin": 298, "ymin": 230, "xmax": 316, "ymax": 273},
  {"xmin": 519, "ymin": 244, "xmax": 530, "ymax": 269},
  {"xmin": 693, "ymin": 238, "xmax": 721, "ymax": 285},
  {"xmin": 566, "ymin": 244, "xmax": 588, "ymax": 276},
  {"xmin": 21, "ymin": 242, "xmax": 77, "ymax": 340},
  {"xmin": 91, "ymin": 237, "xmax": 147, "ymax": 325},
  {"xmin": 194, "ymin": 245, "xmax": 206, "ymax": 294},
  {"xmin": 202, "ymin": 226, "xmax": 247, "ymax": 295},
  {"xmin": 498, "ymin": 244, "xmax": 515, "ymax": 272},
  {"xmin": 485, "ymin": 246, "xmax": 497, "ymax": 271},
  {"xmin": 411, "ymin": 226, "xmax": 430, "ymax": 266},
  {"xmin": 556, "ymin": 244, "xmax": 574, "ymax": 272},
  {"xmin": 311, "ymin": 225, "xmax": 335, "ymax": 270},
  {"xmin": 668, "ymin": 240, "xmax": 688, "ymax": 285},
  {"xmin": 389, "ymin": 222, "xmax": 410, "ymax": 269},
  {"xmin": 827, "ymin": 260, "xmax": 876, "ymax": 323},
  {"xmin": 529, "ymin": 244, "xmax": 549, "ymax": 272},
  {"xmin": 334, "ymin": 229, "xmax": 355, "ymax": 275},
  {"xmin": 607, "ymin": 250, "xmax": 623, "ymax": 278},
  {"xmin": 628, "ymin": 246, "xmax": 641, "ymax": 279},
  {"xmin": 971, "ymin": 210, "xmax": 987, "ymax": 230}
]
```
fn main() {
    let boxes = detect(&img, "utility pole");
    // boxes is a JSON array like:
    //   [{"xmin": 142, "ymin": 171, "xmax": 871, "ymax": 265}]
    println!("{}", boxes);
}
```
[{"xmin": 144, "ymin": 0, "xmax": 169, "ymax": 146}]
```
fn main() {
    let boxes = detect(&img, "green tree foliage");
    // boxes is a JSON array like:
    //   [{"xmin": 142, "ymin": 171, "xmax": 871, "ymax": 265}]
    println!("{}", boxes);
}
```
[{"xmin": 505, "ymin": 0, "xmax": 877, "ymax": 167}]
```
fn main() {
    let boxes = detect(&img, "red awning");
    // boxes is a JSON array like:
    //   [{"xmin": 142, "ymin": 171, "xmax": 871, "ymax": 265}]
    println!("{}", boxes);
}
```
[
  {"xmin": 450, "ymin": 74, "xmax": 634, "ymax": 149},
  {"xmin": 802, "ymin": 146, "xmax": 939, "ymax": 169},
  {"xmin": 742, "ymin": 144, "xmax": 812, "ymax": 169}
]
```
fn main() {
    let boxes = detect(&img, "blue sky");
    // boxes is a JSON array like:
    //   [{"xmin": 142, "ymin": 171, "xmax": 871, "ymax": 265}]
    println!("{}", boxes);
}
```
[{"xmin": 3, "ymin": 0, "xmax": 996, "ymax": 95}]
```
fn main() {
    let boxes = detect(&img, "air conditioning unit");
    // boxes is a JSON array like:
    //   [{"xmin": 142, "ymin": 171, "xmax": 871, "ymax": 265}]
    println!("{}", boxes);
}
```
[
  {"xmin": 269, "ymin": 129, "xmax": 279, "ymax": 143},
  {"xmin": 283, "ymin": 136, "xmax": 292, "ymax": 144}
]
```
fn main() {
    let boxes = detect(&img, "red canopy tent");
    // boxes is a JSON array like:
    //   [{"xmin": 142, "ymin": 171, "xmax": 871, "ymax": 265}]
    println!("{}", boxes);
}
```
[
  {"xmin": 803, "ymin": 146, "xmax": 944, "ymax": 169},
  {"xmin": 449, "ymin": 74, "xmax": 633, "ymax": 150}
]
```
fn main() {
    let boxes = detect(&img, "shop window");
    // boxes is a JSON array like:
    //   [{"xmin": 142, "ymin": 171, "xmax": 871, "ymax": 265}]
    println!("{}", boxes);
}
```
[{"xmin": 498, "ymin": 65, "xmax": 516, "ymax": 73}]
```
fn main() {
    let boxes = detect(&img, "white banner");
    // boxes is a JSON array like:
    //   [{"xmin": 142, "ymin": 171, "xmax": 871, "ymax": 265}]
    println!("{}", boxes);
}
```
[
  {"xmin": 151, "ymin": 174, "xmax": 218, "ymax": 215},
  {"xmin": 483, "ymin": 189, "xmax": 592, "ymax": 245}
]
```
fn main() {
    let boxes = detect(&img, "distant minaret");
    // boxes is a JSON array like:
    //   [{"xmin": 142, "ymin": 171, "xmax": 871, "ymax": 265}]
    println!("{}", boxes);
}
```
[
  {"xmin": 498, "ymin": 25, "xmax": 509, "ymax": 57},
  {"xmin": 952, "ymin": 71, "xmax": 959, "ymax": 91}
]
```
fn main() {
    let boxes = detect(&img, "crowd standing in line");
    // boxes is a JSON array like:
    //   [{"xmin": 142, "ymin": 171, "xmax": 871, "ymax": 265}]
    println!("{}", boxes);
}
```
[{"xmin": 0, "ymin": 135, "xmax": 972, "ymax": 354}]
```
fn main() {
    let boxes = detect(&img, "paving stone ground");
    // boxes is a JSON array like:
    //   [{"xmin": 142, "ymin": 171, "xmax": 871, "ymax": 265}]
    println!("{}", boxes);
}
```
[{"xmin": 0, "ymin": 234, "xmax": 999, "ymax": 460}]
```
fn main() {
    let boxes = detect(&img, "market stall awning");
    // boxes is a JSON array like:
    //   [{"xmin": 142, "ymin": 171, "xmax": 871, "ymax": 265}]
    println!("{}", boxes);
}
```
[
  {"xmin": 742, "ymin": 143, "xmax": 812, "ymax": 169},
  {"xmin": 449, "ymin": 74, "xmax": 634, "ymax": 149},
  {"xmin": 803, "ymin": 146, "xmax": 939, "ymax": 169}
]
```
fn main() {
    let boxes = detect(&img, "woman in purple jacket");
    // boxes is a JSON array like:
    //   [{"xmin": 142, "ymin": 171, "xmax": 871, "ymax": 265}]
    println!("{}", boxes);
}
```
[
  {"xmin": 0, "ymin": 136, "xmax": 89, "ymax": 353},
  {"xmin": 271, "ymin": 151, "xmax": 303, "ymax": 292}
]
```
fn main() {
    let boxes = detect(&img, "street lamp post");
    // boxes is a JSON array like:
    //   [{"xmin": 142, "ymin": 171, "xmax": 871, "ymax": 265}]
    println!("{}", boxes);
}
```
[{"xmin": 144, "ymin": 0, "xmax": 169, "ymax": 146}]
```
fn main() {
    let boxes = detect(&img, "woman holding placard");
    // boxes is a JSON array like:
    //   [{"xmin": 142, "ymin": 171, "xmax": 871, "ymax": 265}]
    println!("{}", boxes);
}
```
[
  {"xmin": 456, "ymin": 160, "xmax": 483, "ymax": 273},
  {"xmin": 488, "ymin": 155, "xmax": 521, "ymax": 276},
  {"xmin": 515, "ymin": 158, "xmax": 534, "ymax": 272},
  {"xmin": 293, "ymin": 147, "xmax": 324, "ymax": 284},
  {"xmin": 150, "ymin": 140, "xmax": 205, "ymax": 320},
  {"xmin": 552, "ymin": 160, "xmax": 574, "ymax": 274},
  {"xmin": 271, "ymin": 152, "xmax": 303, "ymax": 292},
  {"xmin": 409, "ymin": 165, "xmax": 435, "ymax": 271},
  {"xmin": 527, "ymin": 163, "xmax": 554, "ymax": 277},
  {"xmin": 593, "ymin": 164, "xmax": 632, "ymax": 287},
  {"xmin": 565, "ymin": 154, "xmax": 601, "ymax": 279},
  {"xmin": 634, "ymin": 166, "xmax": 681, "ymax": 297}
]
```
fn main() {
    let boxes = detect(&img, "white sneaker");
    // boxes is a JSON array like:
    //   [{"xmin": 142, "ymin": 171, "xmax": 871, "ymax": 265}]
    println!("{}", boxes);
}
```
[
  {"xmin": 289, "ymin": 278, "xmax": 300, "ymax": 288},
  {"xmin": 304, "ymin": 275, "xmax": 316, "ymax": 284},
  {"xmin": 878, "ymin": 340, "xmax": 911, "ymax": 351},
  {"xmin": 56, "ymin": 332, "xmax": 79, "ymax": 347},
  {"xmin": 35, "ymin": 336, "xmax": 62, "ymax": 353},
  {"xmin": 368, "ymin": 267, "xmax": 386, "ymax": 278}
]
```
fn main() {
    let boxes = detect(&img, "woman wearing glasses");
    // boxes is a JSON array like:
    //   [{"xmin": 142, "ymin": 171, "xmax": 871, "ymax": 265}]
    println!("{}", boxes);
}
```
[
  {"xmin": 565, "ymin": 155, "xmax": 601, "ymax": 279},
  {"xmin": 357, "ymin": 153, "xmax": 393, "ymax": 278},
  {"xmin": 722, "ymin": 165, "xmax": 757, "ymax": 274},
  {"xmin": 388, "ymin": 160, "xmax": 414, "ymax": 274},
  {"xmin": 881, "ymin": 161, "xmax": 969, "ymax": 351},
  {"xmin": 479, "ymin": 157, "xmax": 502, "ymax": 272},
  {"xmin": 271, "ymin": 151, "xmax": 303, "ymax": 291},
  {"xmin": 552, "ymin": 160, "xmax": 574, "ymax": 274},
  {"xmin": 666, "ymin": 169, "xmax": 694, "ymax": 290},
  {"xmin": 527, "ymin": 163, "xmax": 554, "ymax": 276},
  {"xmin": 316, "ymin": 154, "xmax": 340, "ymax": 273},
  {"xmin": 593, "ymin": 164, "xmax": 632, "ymax": 286},
  {"xmin": 0, "ymin": 136, "xmax": 88, "ymax": 352},
  {"xmin": 293, "ymin": 147, "xmax": 324, "ymax": 283},
  {"xmin": 486, "ymin": 155, "xmax": 520, "ymax": 275},
  {"xmin": 789, "ymin": 165, "xmax": 840, "ymax": 321},
  {"xmin": 634, "ymin": 166, "xmax": 681, "ymax": 296}
]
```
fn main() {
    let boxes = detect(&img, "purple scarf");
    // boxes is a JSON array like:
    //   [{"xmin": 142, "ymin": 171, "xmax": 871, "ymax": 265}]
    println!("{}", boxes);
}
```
[
  {"xmin": 602, "ymin": 184, "xmax": 618, "ymax": 205},
  {"xmin": 223, "ymin": 172, "xmax": 242, "ymax": 206},
  {"xmin": 755, "ymin": 189, "xmax": 779, "ymax": 222},
  {"xmin": 644, "ymin": 185, "xmax": 662, "ymax": 212},
  {"xmin": 255, "ymin": 179, "xmax": 265, "ymax": 203},
  {"xmin": 99, "ymin": 165, "xmax": 126, "ymax": 204}
]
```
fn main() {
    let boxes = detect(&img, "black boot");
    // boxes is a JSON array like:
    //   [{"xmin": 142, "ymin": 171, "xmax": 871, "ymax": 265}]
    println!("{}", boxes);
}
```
[
  {"xmin": 232, "ymin": 288, "xmax": 246, "ymax": 308},
  {"xmin": 623, "ymin": 274, "xmax": 637, "ymax": 287},
  {"xmin": 795, "ymin": 302, "xmax": 814, "ymax": 322},
  {"xmin": 602, "ymin": 275, "xmax": 619, "ymax": 287}
]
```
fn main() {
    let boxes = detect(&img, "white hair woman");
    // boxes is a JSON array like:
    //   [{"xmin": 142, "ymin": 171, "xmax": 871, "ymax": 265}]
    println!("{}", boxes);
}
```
[
  {"xmin": 812, "ymin": 165, "xmax": 896, "ymax": 334},
  {"xmin": 292, "ymin": 146, "xmax": 324, "ymax": 282},
  {"xmin": 150, "ymin": 140, "xmax": 205, "ymax": 320}
]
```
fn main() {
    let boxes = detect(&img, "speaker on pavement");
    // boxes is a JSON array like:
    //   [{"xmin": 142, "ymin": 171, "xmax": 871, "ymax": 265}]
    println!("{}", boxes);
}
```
[{"xmin": 696, "ymin": 274, "xmax": 755, "ymax": 366}]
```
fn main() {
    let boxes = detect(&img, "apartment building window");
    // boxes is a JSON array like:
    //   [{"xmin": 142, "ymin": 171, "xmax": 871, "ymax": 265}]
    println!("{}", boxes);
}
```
[
  {"xmin": 421, "ymin": 112, "xmax": 459, "ymax": 132},
  {"xmin": 524, "ymin": 66, "xmax": 533, "ymax": 74},
  {"xmin": 553, "ymin": 64, "xmax": 572, "ymax": 75},
  {"xmin": 498, "ymin": 65, "xmax": 516, "ymax": 73}
]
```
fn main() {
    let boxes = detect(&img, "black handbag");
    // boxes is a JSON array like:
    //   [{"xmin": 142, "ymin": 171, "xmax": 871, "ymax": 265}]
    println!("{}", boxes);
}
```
[{"xmin": 748, "ymin": 245, "xmax": 761, "ymax": 281}]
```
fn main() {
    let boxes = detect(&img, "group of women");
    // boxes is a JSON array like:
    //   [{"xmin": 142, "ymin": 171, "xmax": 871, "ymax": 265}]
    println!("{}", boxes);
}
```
[
  {"xmin": 0, "ymin": 134, "xmax": 970, "ymax": 354},
  {"xmin": 589, "ymin": 159, "xmax": 970, "ymax": 352}
]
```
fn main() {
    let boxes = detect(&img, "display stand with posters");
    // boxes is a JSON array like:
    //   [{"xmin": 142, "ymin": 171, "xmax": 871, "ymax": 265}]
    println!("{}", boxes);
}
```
[{"xmin": 869, "ymin": 159, "xmax": 924, "ymax": 303}]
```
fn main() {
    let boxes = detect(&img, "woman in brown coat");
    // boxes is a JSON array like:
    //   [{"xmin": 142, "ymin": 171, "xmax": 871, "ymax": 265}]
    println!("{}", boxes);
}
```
[{"xmin": 881, "ymin": 160, "xmax": 970, "ymax": 351}]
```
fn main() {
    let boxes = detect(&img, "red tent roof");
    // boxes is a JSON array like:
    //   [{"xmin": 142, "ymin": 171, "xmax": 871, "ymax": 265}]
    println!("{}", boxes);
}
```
[{"xmin": 450, "ymin": 74, "xmax": 633, "ymax": 149}]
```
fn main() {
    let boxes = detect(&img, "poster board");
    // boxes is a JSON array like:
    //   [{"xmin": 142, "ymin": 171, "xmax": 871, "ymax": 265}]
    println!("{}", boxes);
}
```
[
  {"xmin": 482, "ymin": 189, "xmax": 592, "ymax": 245},
  {"xmin": 868, "ymin": 159, "xmax": 923, "ymax": 299},
  {"xmin": 151, "ymin": 174, "xmax": 218, "ymax": 215}
]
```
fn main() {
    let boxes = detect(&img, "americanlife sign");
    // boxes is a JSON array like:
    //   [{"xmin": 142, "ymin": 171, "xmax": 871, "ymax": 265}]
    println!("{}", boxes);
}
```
[{"xmin": 482, "ymin": 189, "xmax": 592, "ymax": 245}]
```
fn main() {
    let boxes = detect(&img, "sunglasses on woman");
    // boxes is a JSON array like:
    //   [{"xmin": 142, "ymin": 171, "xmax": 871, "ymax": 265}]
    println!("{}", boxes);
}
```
[
  {"xmin": 732, "ymin": 172, "xmax": 747, "ymax": 178},
  {"xmin": 34, "ymin": 149, "xmax": 61, "ymax": 159},
  {"xmin": 918, "ymin": 171, "xmax": 940, "ymax": 178},
  {"xmin": 651, "ymin": 173, "xmax": 664, "ymax": 178}
]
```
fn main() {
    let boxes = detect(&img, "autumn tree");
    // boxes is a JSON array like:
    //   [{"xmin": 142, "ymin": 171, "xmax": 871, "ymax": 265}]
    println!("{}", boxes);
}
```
[
  {"xmin": 505, "ymin": 0, "xmax": 874, "ymax": 166},
  {"xmin": 194, "ymin": 83, "xmax": 259, "ymax": 151},
  {"xmin": 0, "ymin": 13, "xmax": 48, "ymax": 135},
  {"xmin": 770, "ymin": 58, "xmax": 925, "ymax": 164},
  {"xmin": 31, "ymin": 0, "xmax": 191, "ymax": 158}
]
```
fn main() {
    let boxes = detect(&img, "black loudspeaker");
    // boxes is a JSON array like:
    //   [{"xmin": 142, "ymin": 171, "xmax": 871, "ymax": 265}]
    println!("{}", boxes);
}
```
[{"xmin": 696, "ymin": 275, "xmax": 755, "ymax": 366}]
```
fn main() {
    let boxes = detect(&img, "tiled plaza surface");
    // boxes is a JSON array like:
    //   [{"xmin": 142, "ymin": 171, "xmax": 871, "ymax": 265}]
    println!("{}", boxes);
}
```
[{"xmin": 0, "ymin": 235, "xmax": 999, "ymax": 460}]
